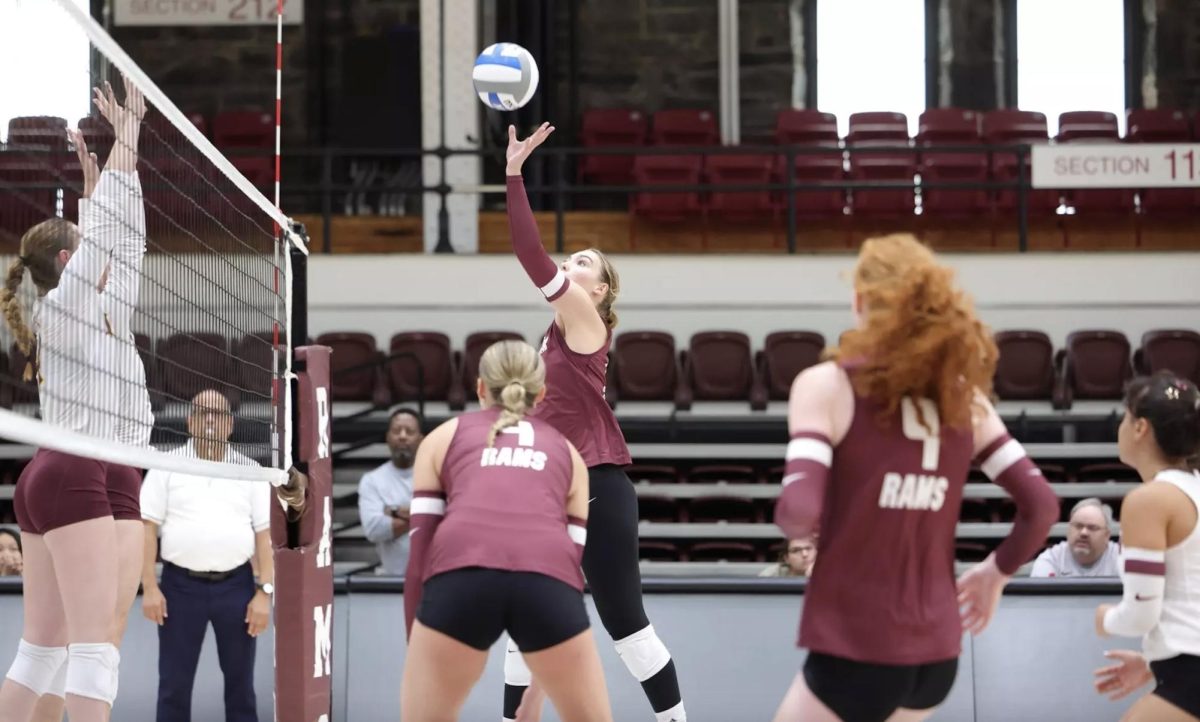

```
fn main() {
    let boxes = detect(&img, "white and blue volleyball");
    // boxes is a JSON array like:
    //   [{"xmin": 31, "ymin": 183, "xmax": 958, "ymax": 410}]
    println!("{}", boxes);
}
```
[{"xmin": 473, "ymin": 43, "xmax": 539, "ymax": 111}]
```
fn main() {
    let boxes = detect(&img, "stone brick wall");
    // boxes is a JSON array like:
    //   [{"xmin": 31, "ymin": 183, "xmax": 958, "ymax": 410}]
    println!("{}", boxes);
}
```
[{"xmin": 1155, "ymin": 0, "xmax": 1200, "ymax": 109}]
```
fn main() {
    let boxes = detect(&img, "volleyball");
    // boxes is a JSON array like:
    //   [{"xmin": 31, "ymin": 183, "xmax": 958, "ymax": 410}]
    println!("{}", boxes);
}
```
[{"xmin": 473, "ymin": 43, "xmax": 539, "ymax": 111}]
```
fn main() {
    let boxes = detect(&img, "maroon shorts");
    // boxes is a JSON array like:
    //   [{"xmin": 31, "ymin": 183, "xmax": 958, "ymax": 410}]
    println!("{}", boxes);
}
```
[
  {"xmin": 14, "ymin": 449, "xmax": 110, "ymax": 535},
  {"xmin": 106, "ymin": 463, "xmax": 143, "ymax": 522}
]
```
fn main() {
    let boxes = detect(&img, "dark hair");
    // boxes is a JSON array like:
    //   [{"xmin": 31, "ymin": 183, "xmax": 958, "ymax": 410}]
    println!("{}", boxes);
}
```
[
  {"xmin": 1123, "ymin": 371, "xmax": 1200, "ymax": 461},
  {"xmin": 388, "ymin": 407, "xmax": 425, "ymax": 434},
  {"xmin": 0, "ymin": 527, "xmax": 21, "ymax": 553}
]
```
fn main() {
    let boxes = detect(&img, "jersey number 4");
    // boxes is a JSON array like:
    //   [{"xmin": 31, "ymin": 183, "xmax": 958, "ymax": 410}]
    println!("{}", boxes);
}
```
[
  {"xmin": 501, "ymin": 420, "xmax": 536, "ymax": 447},
  {"xmin": 900, "ymin": 397, "xmax": 940, "ymax": 472}
]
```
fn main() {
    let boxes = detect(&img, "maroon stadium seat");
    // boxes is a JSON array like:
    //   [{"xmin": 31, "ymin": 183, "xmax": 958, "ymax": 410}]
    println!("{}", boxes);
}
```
[
  {"xmin": 316, "ymin": 332, "xmax": 387, "ymax": 404},
  {"xmin": 687, "ymin": 464, "xmax": 760, "ymax": 484},
  {"xmin": 917, "ymin": 109, "xmax": 981, "ymax": 144},
  {"xmin": 157, "ymin": 333, "xmax": 240, "ymax": 408},
  {"xmin": 846, "ymin": 112, "xmax": 909, "ymax": 145},
  {"xmin": 677, "ymin": 331, "xmax": 767, "ymax": 410},
  {"xmin": 774, "ymin": 152, "xmax": 847, "ymax": 219},
  {"xmin": 651, "ymin": 109, "xmax": 719, "ymax": 146},
  {"xmin": 1056, "ymin": 112, "xmax": 1133, "ymax": 214},
  {"xmin": 687, "ymin": 541, "xmax": 759, "ymax": 562},
  {"xmin": 1134, "ymin": 329, "xmax": 1200, "ymax": 384},
  {"xmin": 235, "ymin": 331, "xmax": 277, "ymax": 406},
  {"xmin": 846, "ymin": 113, "xmax": 915, "ymax": 217},
  {"xmin": 612, "ymin": 331, "xmax": 679, "ymax": 403},
  {"xmin": 758, "ymin": 331, "xmax": 825, "ymax": 400},
  {"xmin": 775, "ymin": 110, "xmax": 840, "ymax": 146},
  {"xmin": 630, "ymin": 155, "xmax": 704, "ymax": 222},
  {"xmin": 461, "ymin": 331, "xmax": 524, "ymax": 395},
  {"xmin": 1056, "ymin": 330, "xmax": 1133, "ymax": 404},
  {"xmin": 920, "ymin": 153, "xmax": 989, "ymax": 216},
  {"xmin": 212, "ymin": 110, "xmax": 274, "ymax": 190},
  {"xmin": 1126, "ymin": 109, "xmax": 1191, "ymax": 142},
  {"xmin": 1126, "ymin": 110, "xmax": 1197, "ymax": 213},
  {"xmin": 387, "ymin": 332, "xmax": 461, "ymax": 408},
  {"xmin": 704, "ymin": 154, "xmax": 775, "ymax": 222},
  {"xmin": 579, "ymin": 108, "xmax": 647, "ymax": 185},
  {"xmin": 626, "ymin": 464, "xmax": 682, "ymax": 484},
  {"xmin": 993, "ymin": 330, "xmax": 1055, "ymax": 401},
  {"xmin": 686, "ymin": 496, "xmax": 759, "ymax": 523},
  {"xmin": 6, "ymin": 117, "xmax": 68, "ymax": 152},
  {"xmin": 639, "ymin": 541, "xmax": 682, "ymax": 562},
  {"xmin": 638, "ymin": 495, "xmax": 681, "ymax": 523},
  {"xmin": 982, "ymin": 110, "xmax": 1060, "ymax": 215},
  {"xmin": 0, "ymin": 153, "xmax": 59, "ymax": 244}
]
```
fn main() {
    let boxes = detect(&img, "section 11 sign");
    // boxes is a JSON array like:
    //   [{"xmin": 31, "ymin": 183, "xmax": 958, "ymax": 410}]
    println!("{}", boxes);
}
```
[{"xmin": 1031, "ymin": 144, "xmax": 1200, "ymax": 188}]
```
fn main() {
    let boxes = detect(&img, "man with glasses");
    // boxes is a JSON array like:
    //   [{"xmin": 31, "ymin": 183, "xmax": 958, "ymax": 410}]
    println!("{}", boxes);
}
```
[
  {"xmin": 1030, "ymin": 497, "xmax": 1120, "ymax": 577},
  {"xmin": 140, "ymin": 389, "xmax": 273, "ymax": 722}
]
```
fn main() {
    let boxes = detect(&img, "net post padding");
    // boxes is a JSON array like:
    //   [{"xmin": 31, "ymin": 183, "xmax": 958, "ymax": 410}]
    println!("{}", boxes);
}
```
[{"xmin": 272, "ymin": 345, "xmax": 333, "ymax": 722}]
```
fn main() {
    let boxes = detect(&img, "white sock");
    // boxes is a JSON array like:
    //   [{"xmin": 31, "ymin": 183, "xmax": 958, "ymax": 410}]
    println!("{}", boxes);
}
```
[{"xmin": 655, "ymin": 701, "xmax": 686, "ymax": 722}]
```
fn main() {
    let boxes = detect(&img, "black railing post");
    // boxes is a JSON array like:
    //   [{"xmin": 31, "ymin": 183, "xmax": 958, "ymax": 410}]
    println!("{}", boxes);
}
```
[
  {"xmin": 785, "ymin": 147, "xmax": 797, "ymax": 254},
  {"xmin": 554, "ymin": 151, "xmax": 566, "ymax": 253},
  {"xmin": 1017, "ymin": 146, "xmax": 1029, "ymax": 253},
  {"xmin": 432, "ymin": 0, "xmax": 454, "ymax": 254},
  {"xmin": 320, "ymin": 149, "xmax": 332, "ymax": 253}
]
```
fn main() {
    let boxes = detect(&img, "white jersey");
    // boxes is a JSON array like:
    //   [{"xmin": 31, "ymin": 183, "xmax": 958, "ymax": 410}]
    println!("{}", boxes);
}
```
[
  {"xmin": 1140, "ymin": 469, "xmax": 1200, "ymax": 661},
  {"xmin": 33, "ymin": 170, "xmax": 151, "ymax": 444}
]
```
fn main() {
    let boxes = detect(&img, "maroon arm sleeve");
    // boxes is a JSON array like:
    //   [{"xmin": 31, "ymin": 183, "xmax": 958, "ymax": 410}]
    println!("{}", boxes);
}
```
[
  {"xmin": 507, "ymin": 175, "xmax": 569, "ymax": 301},
  {"xmin": 774, "ymin": 432, "xmax": 833, "ymax": 540},
  {"xmin": 975, "ymin": 434, "xmax": 1059, "ymax": 574},
  {"xmin": 404, "ymin": 490, "xmax": 446, "ymax": 639}
]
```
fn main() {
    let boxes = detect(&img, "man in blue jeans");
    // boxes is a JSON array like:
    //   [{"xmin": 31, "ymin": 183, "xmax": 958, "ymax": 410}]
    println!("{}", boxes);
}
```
[{"xmin": 140, "ymin": 389, "xmax": 273, "ymax": 721}]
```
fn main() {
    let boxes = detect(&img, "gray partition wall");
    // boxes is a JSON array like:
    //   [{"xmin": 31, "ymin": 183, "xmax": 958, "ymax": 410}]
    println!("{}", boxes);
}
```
[{"xmin": 0, "ymin": 579, "xmax": 1137, "ymax": 721}]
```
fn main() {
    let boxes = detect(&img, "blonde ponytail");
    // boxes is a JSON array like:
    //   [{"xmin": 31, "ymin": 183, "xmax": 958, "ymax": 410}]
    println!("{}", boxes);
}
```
[{"xmin": 479, "ymin": 340, "xmax": 546, "ymax": 447}]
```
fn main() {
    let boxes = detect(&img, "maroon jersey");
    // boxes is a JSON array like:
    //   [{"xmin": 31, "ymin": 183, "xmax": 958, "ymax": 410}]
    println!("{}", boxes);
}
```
[
  {"xmin": 799, "ymin": 393, "xmax": 974, "ymax": 665},
  {"xmin": 531, "ymin": 321, "xmax": 631, "ymax": 467},
  {"xmin": 425, "ymin": 408, "xmax": 584, "ymax": 591}
]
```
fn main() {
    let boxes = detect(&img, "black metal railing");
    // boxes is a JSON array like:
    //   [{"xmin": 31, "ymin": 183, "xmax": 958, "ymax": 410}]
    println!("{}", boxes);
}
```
[{"xmin": 278, "ymin": 141, "xmax": 1041, "ymax": 253}]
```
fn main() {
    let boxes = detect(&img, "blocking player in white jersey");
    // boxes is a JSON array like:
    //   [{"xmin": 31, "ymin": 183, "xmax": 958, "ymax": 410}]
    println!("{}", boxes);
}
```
[
  {"xmin": 1093, "ymin": 371, "xmax": 1200, "ymax": 722},
  {"xmin": 0, "ymin": 76, "xmax": 148, "ymax": 722}
]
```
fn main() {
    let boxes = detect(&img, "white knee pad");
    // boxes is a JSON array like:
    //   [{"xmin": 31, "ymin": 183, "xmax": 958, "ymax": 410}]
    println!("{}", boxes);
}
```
[
  {"xmin": 5, "ymin": 640, "xmax": 68, "ymax": 697},
  {"xmin": 613, "ymin": 625, "xmax": 671, "ymax": 682},
  {"xmin": 503, "ymin": 638, "xmax": 532, "ymax": 687},
  {"xmin": 65, "ymin": 643, "xmax": 119, "ymax": 706}
]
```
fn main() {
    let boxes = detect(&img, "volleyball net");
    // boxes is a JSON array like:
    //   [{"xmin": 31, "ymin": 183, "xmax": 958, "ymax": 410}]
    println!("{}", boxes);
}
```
[{"xmin": 0, "ymin": 1, "xmax": 331, "ymax": 720}]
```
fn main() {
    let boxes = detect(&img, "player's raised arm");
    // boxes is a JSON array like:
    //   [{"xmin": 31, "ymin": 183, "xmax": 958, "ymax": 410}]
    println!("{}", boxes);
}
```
[{"xmin": 505, "ymin": 123, "xmax": 607, "ymax": 345}]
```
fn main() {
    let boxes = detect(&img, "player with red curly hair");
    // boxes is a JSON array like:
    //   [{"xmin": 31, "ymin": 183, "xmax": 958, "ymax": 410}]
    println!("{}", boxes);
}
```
[{"xmin": 770, "ymin": 234, "xmax": 1060, "ymax": 722}]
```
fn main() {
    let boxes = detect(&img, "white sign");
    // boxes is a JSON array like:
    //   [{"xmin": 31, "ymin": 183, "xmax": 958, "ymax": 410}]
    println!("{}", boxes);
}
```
[
  {"xmin": 113, "ymin": 0, "xmax": 303, "ymax": 26},
  {"xmin": 1032, "ymin": 143, "xmax": 1200, "ymax": 189}
]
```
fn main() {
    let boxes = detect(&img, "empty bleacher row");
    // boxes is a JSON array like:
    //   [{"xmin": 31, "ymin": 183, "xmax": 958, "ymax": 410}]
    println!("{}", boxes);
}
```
[
  {"xmin": 0, "ymin": 325, "xmax": 1181, "ymax": 414},
  {"xmin": 305, "ymin": 327, "xmax": 1196, "ymax": 412},
  {"xmin": 581, "ymin": 108, "xmax": 1200, "ymax": 225}
]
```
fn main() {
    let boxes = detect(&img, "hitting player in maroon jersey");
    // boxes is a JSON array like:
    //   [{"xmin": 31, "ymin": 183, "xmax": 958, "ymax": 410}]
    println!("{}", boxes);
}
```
[
  {"xmin": 500, "ymin": 123, "xmax": 686, "ymax": 722},
  {"xmin": 771, "ymin": 234, "xmax": 1059, "ymax": 722},
  {"xmin": 401, "ymin": 340, "xmax": 613, "ymax": 722}
]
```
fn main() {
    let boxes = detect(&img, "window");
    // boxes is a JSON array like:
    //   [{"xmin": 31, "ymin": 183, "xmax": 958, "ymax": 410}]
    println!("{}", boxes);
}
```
[
  {"xmin": 1018, "ymin": 0, "xmax": 1126, "ymax": 136},
  {"xmin": 817, "ymin": 0, "xmax": 926, "ymax": 137},
  {"xmin": 0, "ymin": 0, "xmax": 91, "ymax": 143}
]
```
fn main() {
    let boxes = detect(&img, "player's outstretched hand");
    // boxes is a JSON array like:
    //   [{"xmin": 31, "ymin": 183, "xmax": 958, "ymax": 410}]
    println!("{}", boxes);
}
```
[
  {"xmin": 956, "ymin": 553, "xmax": 1008, "ymax": 635},
  {"xmin": 506, "ymin": 122, "xmax": 555, "ymax": 176},
  {"xmin": 66, "ymin": 128, "xmax": 99, "ymax": 198},
  {"xmin": 1093, "ymin": 649, "xmax": 1153, "ymax": 701}
]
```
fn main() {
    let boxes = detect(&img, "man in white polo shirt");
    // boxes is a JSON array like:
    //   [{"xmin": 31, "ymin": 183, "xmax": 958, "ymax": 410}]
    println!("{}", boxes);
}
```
[{"xmin": 139, "ymin": 389, "xmax": 273, "ymax": 722}]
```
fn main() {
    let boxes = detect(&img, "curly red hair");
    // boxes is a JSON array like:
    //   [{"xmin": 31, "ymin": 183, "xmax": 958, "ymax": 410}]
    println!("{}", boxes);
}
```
[{"xmin": 831, "ymin": 234, "xmax": 997, "ymax": 430}]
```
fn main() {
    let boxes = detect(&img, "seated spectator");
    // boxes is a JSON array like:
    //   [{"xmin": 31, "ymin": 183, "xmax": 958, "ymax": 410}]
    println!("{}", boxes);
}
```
[
  {"xmin": 760, "ymin": 536, "xmax": 817, "ymax": 577},
  {"xmin": 0, "ymin": 527, "xmax": 21, "ymax": 576},
  {"xmin": 1031, "ymin": 498, "xmax": 1120, "ymax": 577},
  {"xmin": 358, "ymin": 408, "xmax": 425, "ymax": 575}
]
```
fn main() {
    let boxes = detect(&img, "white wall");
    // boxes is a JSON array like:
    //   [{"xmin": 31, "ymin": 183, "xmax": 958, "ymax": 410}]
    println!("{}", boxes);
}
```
[{"xmin": 306, "ymin": 253, "xmax": 1200, "ymax": 349}]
